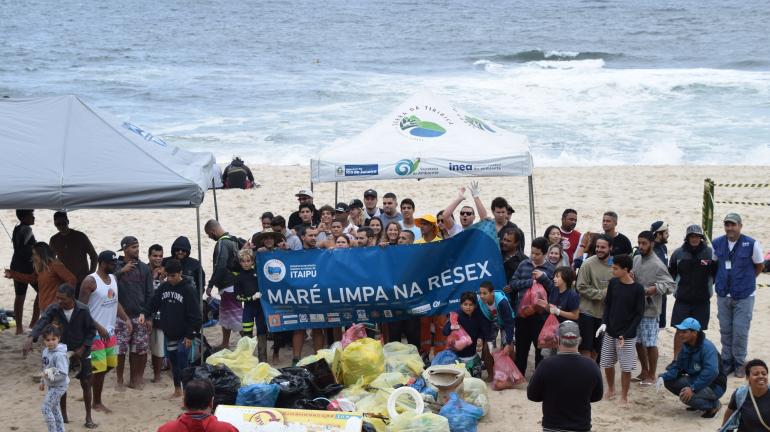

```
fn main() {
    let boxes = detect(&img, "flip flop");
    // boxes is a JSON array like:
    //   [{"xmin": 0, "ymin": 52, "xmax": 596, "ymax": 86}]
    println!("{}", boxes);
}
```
[{"xmin": 84, "ymin": 421, "xmax": 98, "ymax": 429}]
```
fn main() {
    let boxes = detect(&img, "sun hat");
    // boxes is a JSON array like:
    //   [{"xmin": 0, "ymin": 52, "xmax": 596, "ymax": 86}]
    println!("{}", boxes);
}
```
[
  {"xmin": 415, "ymin": 214, "xmax": 440, "ymax": 237},
  {"xmin": 252, "ymin": 228, "xmax": 285, "ymax": 246}
]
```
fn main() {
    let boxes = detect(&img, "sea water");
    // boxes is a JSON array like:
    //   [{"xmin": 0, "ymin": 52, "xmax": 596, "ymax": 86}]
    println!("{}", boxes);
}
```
[{"xmin": 1, "ymin": 0, "xmax": 769, "ymax": 166}]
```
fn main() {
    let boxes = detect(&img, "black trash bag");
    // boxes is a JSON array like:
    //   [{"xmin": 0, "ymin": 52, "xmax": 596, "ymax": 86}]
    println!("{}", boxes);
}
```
[
  {"xmin": 303, "ymin": 359, "xmax": 336, "ymax": 389},
  {"xmin": 271, "ymin": 367, "xmax": 316, "ymax": 409},
  {"xmin": 271, "ymin": 367, "xmax": 343, "ymax": 409},
  {"xmin": 181, "ymin": 364, "xmax": 240, "ymax": 409},
  {"xmin": 294, "ymin": 397, "xmax": 332, "ymax": 410},
  {"xmin": 362, "ymin": 421, "xmax": 377, "ymax": 432}
]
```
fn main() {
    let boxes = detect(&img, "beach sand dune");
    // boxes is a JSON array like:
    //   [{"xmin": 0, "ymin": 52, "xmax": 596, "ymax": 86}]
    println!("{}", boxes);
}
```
[{"xmin": 1, "ymin": 165, "xmax": 768, "ymax": 431}]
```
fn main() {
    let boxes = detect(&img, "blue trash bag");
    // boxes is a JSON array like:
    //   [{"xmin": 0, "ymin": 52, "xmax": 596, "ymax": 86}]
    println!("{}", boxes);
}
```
[
  {"xmin": 439, "ymin": 392, "xmax": 484, "ymax": 432},
  {"xmin": 236, "ymin": 383, "xmax": 281, "ymax": 407},
  {"xmin": 431, "ymin": 349, "xmax": 459, "ymax": 366},
  {"xmin": 410, "ymin": 377, "xmax": 438, "ymax": 400}
]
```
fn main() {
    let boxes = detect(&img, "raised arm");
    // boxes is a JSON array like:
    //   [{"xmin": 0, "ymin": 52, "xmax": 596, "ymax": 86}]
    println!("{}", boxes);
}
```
[{"xmin": 442, "ymin": 187, "xmax": 466, "ymax": 231}]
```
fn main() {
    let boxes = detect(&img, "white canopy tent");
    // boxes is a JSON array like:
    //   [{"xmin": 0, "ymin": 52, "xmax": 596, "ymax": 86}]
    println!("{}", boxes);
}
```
[
  {"xmin": 310, "ymin": 91, "xmax": 537, "ymax": 239},
  {"xmin": 0, "ymin": 95, "xmax": 217, "ymax": 294}
]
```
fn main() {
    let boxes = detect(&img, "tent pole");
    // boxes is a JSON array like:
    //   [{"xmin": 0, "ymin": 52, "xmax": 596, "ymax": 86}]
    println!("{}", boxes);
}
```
[
  {"xmin": 196, "ymin": 206, "xmax": 205, "ymax": 363},
  {"xmin": 212, "ymin": 178, "xmax": 219, "ymax": 221},
  {"xmin": 528, "ymin": 175, "xmax": 536, "ymax": 244},
  {"xmin": 334, "ymin": 182, "xmax": 338, "ymax": 205}
]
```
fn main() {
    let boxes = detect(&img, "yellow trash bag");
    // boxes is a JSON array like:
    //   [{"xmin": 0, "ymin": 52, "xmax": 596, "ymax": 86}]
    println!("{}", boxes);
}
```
[
  {"xmin": 369, "ymin": 372, "xmax": 409, "ymax": 391},
  {"xmin": 206, "ymin": 336, "xmax": 260, "ymax": 380},
  {"xmin": 357, "ymin": 388, "xmax": 420, "ymax": 432},
  {"xmin": 340, "ymin": 379, "xmax": 372, "ymax": 404},
  {"xmin": 383, "ymin": 342, "xmax": 424, "ymax": 377},
  {"xmin": 297, "ymin": 346, "xmax": 337, "ymax": 367},
  {"xmin": 242, "ymin": 362, "xmax": 281, "ymax": 385},
  {"xmin": 341, "ymin": 338, "xmax": 384, "ymax": 386},
  {"xmin": 463, "ymin": 377, "xmax": 491, "ymax": 417},
  {"xmin": 387, "ymin": 412, "xmax": 450, "ymax": 432}
]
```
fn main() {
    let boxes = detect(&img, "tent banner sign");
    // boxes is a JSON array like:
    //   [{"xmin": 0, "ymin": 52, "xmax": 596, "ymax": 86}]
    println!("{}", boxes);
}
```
[
  {"xmin": 326, "ymin": 157, "xmax": 522, "ymax": 181},
  {"xmin": 257, "ymin": 229, "xmax": 506, "ymax": 331}
]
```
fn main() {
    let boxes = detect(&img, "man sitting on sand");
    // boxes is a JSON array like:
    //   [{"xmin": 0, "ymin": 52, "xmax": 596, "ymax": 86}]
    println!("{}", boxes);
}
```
[
  {"xmin": 658, "ymin": 317, "xmax": 725, "ymax": 418},
  {"xmin": 157, "ymin": 379, "xmax": 237, "ymax": 432}
]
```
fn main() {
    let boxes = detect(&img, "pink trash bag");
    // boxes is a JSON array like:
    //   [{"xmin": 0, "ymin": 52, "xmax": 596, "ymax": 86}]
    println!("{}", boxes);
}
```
[
  {"xmin": 341, "ymin": 323, "xmax": 367, "ymax": 349},
  {"xmin": 517, "ymin": 282, "xmax": 548, "ymax": 319},
  {"xmin": 537, "ymin": 314, "xmax": 560, "ymax": 349},
  {"xmin": 446, "ymin": 312, "xmax": 473, "ymax": 352},
  {"xmin": 492, "ymin": 350, "xmax": 525, "ymax": 390}
]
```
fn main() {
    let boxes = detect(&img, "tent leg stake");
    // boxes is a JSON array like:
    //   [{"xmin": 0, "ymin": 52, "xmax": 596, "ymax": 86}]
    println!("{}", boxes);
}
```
[
  {"xmin": 528, "ymin": 175, "xmax": 536, "ymax": 243},
  {"xmin": 212, "ymin": 179, "xmax": 219, "ymax": 221},
  {"xmin": 195, "ymin": 206, "xmax": 205, "ymax": 363}
]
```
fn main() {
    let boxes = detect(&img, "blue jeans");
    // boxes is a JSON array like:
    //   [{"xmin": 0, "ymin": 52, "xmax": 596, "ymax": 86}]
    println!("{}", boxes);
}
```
[
  {"xmin": 717, "ymin": 295, "xmax": 754, "ymax": 372},
  {"xmin": 664, "ymin": 376, "xmax": 723, "ymax": 410},
  {"xmin": 165, "ymin": 338, "xmax": 190, "ymax": 388}
]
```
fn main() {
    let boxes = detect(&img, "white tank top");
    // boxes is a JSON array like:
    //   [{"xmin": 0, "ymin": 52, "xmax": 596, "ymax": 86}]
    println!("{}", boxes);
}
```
[{"xmin": 87, "ymin": 272, "xmax": 119, "ymax": 332}]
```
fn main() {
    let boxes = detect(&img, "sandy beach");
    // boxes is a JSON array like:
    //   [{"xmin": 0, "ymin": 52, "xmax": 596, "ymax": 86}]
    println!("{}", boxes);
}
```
[{"xmin": 1, "ymin": 164, "xmax": 768, "ymax": 432}]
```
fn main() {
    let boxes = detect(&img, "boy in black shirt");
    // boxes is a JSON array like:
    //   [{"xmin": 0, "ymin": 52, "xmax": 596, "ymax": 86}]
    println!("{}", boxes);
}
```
[
  {"xmin": 598, "ymin": 254, "xmax": 644, "ymax": 405},
  {"xmin": 234, "ymin": 248, "xmax": 267, "ymax": 363},
  {"xmin": 149, "ymin": 259, "xmax": 202, "ymax": 398}
]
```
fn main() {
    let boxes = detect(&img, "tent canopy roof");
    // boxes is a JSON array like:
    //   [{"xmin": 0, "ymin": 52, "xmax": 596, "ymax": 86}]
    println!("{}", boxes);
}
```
[
  {"xmin": 311, "ymin": 91, "xmax": 533, "ymax": 183},
  {"xmin": 0, "ymin": 95, "xmax": 215, "ymax": 209}
]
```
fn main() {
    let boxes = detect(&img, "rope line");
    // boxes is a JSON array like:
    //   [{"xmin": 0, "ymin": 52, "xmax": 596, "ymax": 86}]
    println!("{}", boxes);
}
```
[
  {"xmin": 715, "ymin": 183, "xmax": 770, "ymax": 188},
  {"xmin": 714, "ymin": 200, "xmax": 770, "ymax": 207}
]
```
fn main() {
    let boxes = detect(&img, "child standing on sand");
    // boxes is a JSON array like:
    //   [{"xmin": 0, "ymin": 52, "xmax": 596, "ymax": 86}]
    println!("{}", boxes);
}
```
[{"xmin": 40, "ymin": 325, "xmax": 70, "ymax": 432}]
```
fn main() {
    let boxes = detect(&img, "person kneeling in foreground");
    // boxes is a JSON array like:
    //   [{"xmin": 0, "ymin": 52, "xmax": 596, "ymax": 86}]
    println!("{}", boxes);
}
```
[
  {"xmin": 527, "ymin": 320, "xmax": 603, "ymax": 432},
  {"xmin": 658, "ymin": 317, "xmax": 725, "ymax": 418},
  {"xmin": 157, "ymin": 379, "xmax": 237, "ymax": 432}
]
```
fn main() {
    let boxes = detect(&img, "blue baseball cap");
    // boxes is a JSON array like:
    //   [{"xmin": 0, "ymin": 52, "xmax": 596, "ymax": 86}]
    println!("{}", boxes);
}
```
[{"xmin": 675, "ymin": 317, "xmax": 702, "ymax": 332}]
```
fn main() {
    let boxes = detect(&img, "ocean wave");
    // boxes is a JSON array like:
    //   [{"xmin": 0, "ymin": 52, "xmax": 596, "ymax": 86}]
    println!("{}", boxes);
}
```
[{"xmin": 477, "ymin": 49, "xmax": 622, "ymax": 63}]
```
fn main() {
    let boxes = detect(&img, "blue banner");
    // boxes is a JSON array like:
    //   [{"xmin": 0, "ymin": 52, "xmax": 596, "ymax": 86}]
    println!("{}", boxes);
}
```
[{"xmin": 257, "ymin": 228, "xmax": 506, "ymax": 331}]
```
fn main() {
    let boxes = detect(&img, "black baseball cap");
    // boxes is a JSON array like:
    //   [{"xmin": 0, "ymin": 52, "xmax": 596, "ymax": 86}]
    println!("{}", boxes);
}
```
[
  {"xmin": 335, "ymin": 202, "xmax": 349, "ymax": 213},
  {"xmin": 349, "ymin": 198, "xmax": 363, "ymax": 209},
  {"xmin": 363, "ymin": 189, "xmax": 377, "ymax": 198},
  {"xmin": 98, "ymin": 250, "xmax": 118, "ymax": 263},
  {"xmin": 119, "ymin": 236, "xmax": 138, "ymax": 251}
]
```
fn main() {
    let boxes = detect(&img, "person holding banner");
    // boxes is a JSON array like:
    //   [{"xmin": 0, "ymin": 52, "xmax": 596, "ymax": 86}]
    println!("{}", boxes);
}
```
[
  {"xmin": 291, "ymin": 225, "xmax": 326, "ymax": 365},
  {"xmin": 510, "ymin": 237, "xmax": 555, "ymax": 376}
]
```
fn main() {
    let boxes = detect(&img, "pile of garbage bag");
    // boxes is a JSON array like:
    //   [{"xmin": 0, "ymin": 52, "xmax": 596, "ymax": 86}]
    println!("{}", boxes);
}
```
[{"xmin": 216, "ymin": 336, "xmax": 490, "ymax": 432}]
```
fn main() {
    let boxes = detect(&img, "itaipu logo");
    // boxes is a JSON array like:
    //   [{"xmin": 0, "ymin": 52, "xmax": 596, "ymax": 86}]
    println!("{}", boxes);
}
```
[
  {"xmin": 263, "ymin": 259, "xmax": 286, "ymax": 283},
  {"xmin": 395, "ymin": 158, "xmax": 420, "ymax": 176},
  {"xmin": 399, "ymin": 115, "xmax": 446, "ymax": 138}
]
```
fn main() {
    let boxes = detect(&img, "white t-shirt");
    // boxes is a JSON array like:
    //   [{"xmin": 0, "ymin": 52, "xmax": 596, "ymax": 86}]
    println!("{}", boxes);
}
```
[{"xmin": 63, "ymin": 308, "xmax": 74, "ymax": 322}]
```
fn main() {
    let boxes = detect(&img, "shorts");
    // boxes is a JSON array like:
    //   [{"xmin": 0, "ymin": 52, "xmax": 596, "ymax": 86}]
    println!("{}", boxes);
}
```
[
  {"xmin": 637, "ymin": 317, "xmax": 659, "ymax": 348},
  {"xmin": 599, "ymin": 335, "xmax": 637, "ymax": 372},
  {"xmin": 116, "ymin": 317, "xmax": 149, "ymax": 355},
  {"xmin": 150, "ymin": 328, "xmax": 165, "ymax": 357},
  {"xmin": 91, "ymin": 332, "xmax": 117, "ymax": 373},
  {"xmin": 671, "ymin": 301, "xmax": 710, "ymax": 330},
  {"xmin": 72, "ymin": 351, "xmax": 93, "ymax": 380},
  {"xmin": 578, "ymin": 314, "xmax": 604, "ymax": 352},
  {"xmin": 13, "ymin": 280, "xmax": 38, "ymax": 296}
]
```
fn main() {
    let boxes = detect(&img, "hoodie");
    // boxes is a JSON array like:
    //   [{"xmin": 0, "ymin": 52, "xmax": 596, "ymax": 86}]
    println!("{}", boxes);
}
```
[
  {"xmin": 41, "ymin": 343, "xmax": 70, "ymax": 389},
  {"xmin": 632, "ymin": 253, "xmax": 675, "ymax": 318},
  {"xmin": 149, "ymin": 277, "xmax": 202, "ymax": 340},
  {"xmin": 669, "ymin": 241, "xmax": 716, "ymax": 304},
  {"xmin": 157, "ymin": 412, "xmax": 238, "ymax": 432},
  {"xmin": 163, "ymin": 236, "xmax": 206, "ymax": 296},
  {"xmin": 660, "ymin": 332, "xmax": 726, "ymax": 394}
]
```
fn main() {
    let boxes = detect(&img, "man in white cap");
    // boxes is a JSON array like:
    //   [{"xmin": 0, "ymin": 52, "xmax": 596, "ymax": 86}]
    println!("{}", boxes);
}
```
[
  {"xmin": 712, "ymin": 212, "xmax": 764, "ymax": 377},
  {"xmin": 288, "ymin": 189, "xmax": 320, "ymax": 230},
  {"xmin": 527, "ymin": 320, "xmax": 603, "ymax": 432}
]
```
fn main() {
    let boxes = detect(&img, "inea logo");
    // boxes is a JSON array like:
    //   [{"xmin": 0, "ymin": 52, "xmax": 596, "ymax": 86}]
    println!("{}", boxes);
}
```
[
  {"xmin": 399, "ymin": 115, "xmax": 446, "ymax": 138},
  {"xmin": 263, "ymin": 259, "xmax": 286, "ymax": 283},
  {"xmin": 395, "ymin": 158, "xmax": 420, "ymax": 176},
  {"xmin": 449, "ymin": 163, "xmax": 473, "ymax": 172}
]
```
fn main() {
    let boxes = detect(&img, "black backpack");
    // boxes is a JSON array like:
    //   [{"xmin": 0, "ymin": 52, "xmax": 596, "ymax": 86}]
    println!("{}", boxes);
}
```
[{"xmin": 220, "ymin": 235, "xmax": 247, "ymax": 274}]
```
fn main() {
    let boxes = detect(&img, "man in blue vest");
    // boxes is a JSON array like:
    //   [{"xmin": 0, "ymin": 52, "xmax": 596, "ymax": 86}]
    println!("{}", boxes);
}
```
[{"xmin": 712, "ymin": 213, "xmax": 764, "ymax": 378}]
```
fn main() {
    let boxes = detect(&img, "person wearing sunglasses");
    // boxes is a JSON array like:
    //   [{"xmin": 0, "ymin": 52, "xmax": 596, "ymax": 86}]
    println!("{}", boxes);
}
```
[{"xmin": 441, "ymin": 181, "xmax": 489, "ymax": 239}]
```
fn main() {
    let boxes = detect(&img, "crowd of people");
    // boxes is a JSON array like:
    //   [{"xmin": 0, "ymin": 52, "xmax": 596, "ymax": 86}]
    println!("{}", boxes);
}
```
[{"xmin": 5, "ymin": 182, "xmax": 769, "ymax": 431}]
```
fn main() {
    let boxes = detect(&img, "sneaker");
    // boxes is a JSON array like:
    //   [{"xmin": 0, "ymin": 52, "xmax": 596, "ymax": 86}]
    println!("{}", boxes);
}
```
[
  {"xmin": 701, "ymin": 401, "xmax": 721, "ymax": 418},
  {"xmin": 202, "ymin": 319, "xmax": 218, "ymax": 329}
]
